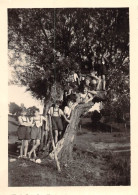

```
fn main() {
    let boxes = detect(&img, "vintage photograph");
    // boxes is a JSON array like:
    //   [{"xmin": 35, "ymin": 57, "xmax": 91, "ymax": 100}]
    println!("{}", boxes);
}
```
[{"xmin": 8, "ymin": 8, "xmax": 130, "ymax": 186}]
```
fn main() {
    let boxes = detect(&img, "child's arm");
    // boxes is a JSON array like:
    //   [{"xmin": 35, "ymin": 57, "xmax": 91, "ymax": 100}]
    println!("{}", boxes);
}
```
[
  {"xmin": 47, "ymin": 107, "xmax": 52, "ymax": 116},
  {"xmin": 85, "ymin": 93, "xmax": 93, "ymax": 103},
  {"xmin": 92, "ymin": 74, "xmax": 100, "ymax": 80},
  {"xmin": 63, "ymin": 114, "xmax": 70, "ymax": 123},
  {"xmin": 103, "ymin": 52, "xmax": 110, "ymax": 63},
  {"xmin": 60, "ymin": 109, "xmax": 70, "ymax": 123},
  {"xmin": 41, "ymin": 115, "xmax": 47, "ymax": 122},
  {"xmin": 64, "ymin": 106, "xmax": 69, "ymax": 118},
  {"xmin": 72, "ymin": 102, "xmax": 78, "ymax": 109},
  {"xmin": 79, "ymin": 93, "xmax": 84, "ymax": 103},
  {"xmin": 29, "ymin": 117, "xmax": 34, "ymax": 127},
  {"xmin": 18, "ymin": 116, "xmax": 31, "ymax": 126},
  {"xmin": 75, "ymin": 73, "xmax": 80, "ymax": 85},
  {"xmin": 26, "ymin": 117, "xmax": 34, "ymax": 126},
  {"xmin": 88, "ymin": 89, "xmax": 97, "ymax": 95},
  {"xmin": 78, "ymin": 77, "xmax": 80, "ymax": 85}
]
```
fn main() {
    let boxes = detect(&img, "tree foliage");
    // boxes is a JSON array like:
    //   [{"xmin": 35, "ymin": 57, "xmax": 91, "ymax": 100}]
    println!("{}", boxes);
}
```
[
  {"xmin": 9, "ymin": 102, "xmax": 22, "ymax": 115},
  {"xmin": 8, "ymin": 8, "xmax": 129, "ymax": 103},
  {"xmin": 105, "ymin": 56, "xmax": 130, "ymax": 120}
]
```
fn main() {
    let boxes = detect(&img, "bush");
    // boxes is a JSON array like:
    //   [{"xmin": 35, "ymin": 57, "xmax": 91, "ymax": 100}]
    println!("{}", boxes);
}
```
[
  {"xmin": 91, "ymin": 111, "xmax": 102, "ymax": 122},
  {"xmin": 9, "ymin": 102, "xmax": 21, "ymax": 115}
]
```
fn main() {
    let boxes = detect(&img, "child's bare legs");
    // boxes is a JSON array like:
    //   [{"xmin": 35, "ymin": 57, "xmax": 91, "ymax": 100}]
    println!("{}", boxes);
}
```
[
  {"xmin": 54, "ymin": 130, "xmax": 58, "ymax": 145},
  {"xmin": 41, "ymin": 131, "xmax": 48, "ymax": 148},
  {"xmin": 39, "ymin": 129, "xmax": 45, "ymax": 150},
  {"xmin": 19, "ymin": 140, "xmax": 23, "ymax": 157},
  {"xmin": 30, "ymin": 140, "xmax": 37, "ymax": 158},
  {"xmin": 97, "ymin": 76, "xmax": 101, "ymax": 90},
  {"xmin": 28, "ymin": 140, "xmax": 34, "ymax": 158},
  {"xmin": 58, "ymin": 131, "xmax": 62, "ymax": 141},
  {"xmin": 28, "ymin": 139, "xmax": 40, "ymax": 158},
  {"xmin": 33, "ymin": 149, "xmax": 36, "ymax": 158},
  {"xmin": 44, "ymin": 131, "xmax": 48, "ymax": 145},
  {"xmin": 102, "ymin": 75, "xmax": 106, "ymax": 91},
  {"xmin": 42, "ymin": 131, "xmax": 48, "ymax": 150},
  {"xmin": 23, "ymin": 140, "xmax": 29, "ymax": 157}
]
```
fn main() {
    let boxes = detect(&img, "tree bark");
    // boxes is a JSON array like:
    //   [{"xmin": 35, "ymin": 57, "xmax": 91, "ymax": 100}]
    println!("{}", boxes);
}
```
[
  {"xmin": 40, "ymin": 99, "xmax": 52, "ymax": 148},
  {"xmin": 43, "ymin": 99, "xmax": 52, "ymax": 116},
  {"xmin": 49, "ymin": 101, "xmax": 94, "ymax": 164}
]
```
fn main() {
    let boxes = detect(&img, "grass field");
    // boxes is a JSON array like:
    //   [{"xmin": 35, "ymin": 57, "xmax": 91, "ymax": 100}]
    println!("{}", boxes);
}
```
[{"xmin": 8, "ymin": 115, "xmax": 130, "ymax": 186}]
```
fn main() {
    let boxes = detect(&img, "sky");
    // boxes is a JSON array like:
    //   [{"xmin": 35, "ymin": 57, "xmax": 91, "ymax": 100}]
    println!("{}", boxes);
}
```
[
  {"xmin": 8, "ymin": 85, "xmax": 44, "ymax": 113},
  {"xmin": 8, "ymin": 51, "xmax": 44, "ymax": 113}
]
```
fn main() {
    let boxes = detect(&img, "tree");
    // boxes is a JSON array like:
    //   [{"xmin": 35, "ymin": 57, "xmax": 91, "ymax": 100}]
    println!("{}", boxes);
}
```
[
  {"xmin": 8, "ymin": 8, "xmax": 129, "ymax": 162},
  {"xmin": 105, "ymin": 53, "xmax": 130, "ymax": 123},
  {"xmin": 9, "ymin": 102, "xmax": 21, "ymax": 115}
]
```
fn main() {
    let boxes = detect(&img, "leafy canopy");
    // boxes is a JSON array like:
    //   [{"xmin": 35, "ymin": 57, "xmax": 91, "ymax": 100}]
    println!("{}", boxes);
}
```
[{"xmin": 8, "ymin": 8, "xmax": 129, "ymax": 115}]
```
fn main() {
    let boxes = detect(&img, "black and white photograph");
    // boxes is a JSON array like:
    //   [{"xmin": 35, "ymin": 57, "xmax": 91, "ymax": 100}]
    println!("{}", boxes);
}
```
[{"xmin": 7, "ymin": 8, "xmax": 130, "ymax": 187}]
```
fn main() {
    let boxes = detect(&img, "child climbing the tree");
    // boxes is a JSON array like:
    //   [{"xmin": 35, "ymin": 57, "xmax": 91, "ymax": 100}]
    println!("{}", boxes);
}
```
[
  {"xmin": 17, "ymin": 108, "xmax": 32, "ymax": 158},
  {"xmin": 97, "ymin": 52, "xmax": 106, "ymax": 91},
  {"xmin": 79, "ymin": 86, "xmax": 93, "ymax": 104},
  {"xmin": 62, "ymin": 99, "xmax": 74, "ymax": 134},
  {"xmin": 28, "ymin": 109, "xmax": 47, "ymax": 159},
  {"xmin": 90, "ymin": 70, "xmax": 101, "ymax": 91},
  {"xmin": 67, "ymin": 70, "xmax": 79, "ymax": 87},
  {"xmin": 48, "ymin": 100, "xmax": 70, "ymax": 145},
  {"xmin": 64, "ymin": 99, "xmax": 74, "ymax": 120}
]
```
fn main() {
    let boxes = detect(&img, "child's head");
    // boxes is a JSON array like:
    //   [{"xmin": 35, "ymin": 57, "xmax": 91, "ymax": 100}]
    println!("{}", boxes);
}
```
[
  {"xmin": 72, "ymin": 85, "xmax": 78, "ymax": 94},
  {"xmin": 20, "ymin": 108, "xmax": 27, "ymax": 116},
  {"xmin": 117, "ymin": 48, "xmax": 122, "ymax": 57},
  {"xmin": 64, "ymin": 90, "xmax": 68, "ymax": 96},
  {"xmin": 99, "ymin": 53, "xmax": 103, "ymax": 58},
  {"xmin": 90, "ymin": 70, "xmax": 97, "ymax": 76},
  {"xmin": 85, "ymin": 77, "xmax": 91, "ymax": 86},
  {"xmin": 83, "ymin": 86, "xmax": 88, "ymax": 94},
  {"xmin": 94, "ymin": 51, "xmax": 97, "ymax": 57},
  {"xmin": 112, "ymin": 45, "xmax": 115, "ymax": 50},
  {"xmin": 67, "ymin": 100, "xmax": 73, "ymax": 108},
  {"xmin": 54, "ymin": 100, "xmax": 61, "ymax": 108},
  {"xmin": 91, "ymin": 79, "xmax": 97, "ymax": 85},
  {"xmin": 34, "ymin": 108, "xmax": 40, "ymax": 117}
]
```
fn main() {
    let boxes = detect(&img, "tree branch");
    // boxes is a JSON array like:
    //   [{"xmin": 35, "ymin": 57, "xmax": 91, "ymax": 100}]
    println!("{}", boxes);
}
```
[
  {"xmin": 40, "ymin": 21, "xmax": 49, "ymax": 44},
  {"xmin": 36, "ymin": 13, "xmax": 49, "ymax": 44}
]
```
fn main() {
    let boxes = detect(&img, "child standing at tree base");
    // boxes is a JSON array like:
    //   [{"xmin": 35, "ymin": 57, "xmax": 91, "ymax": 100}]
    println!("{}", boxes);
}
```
[
  {"xmin": 28, "ymin": 109, "xmax": 47, "ymax": 159},
  {"xmin": 48, "ymin": 100, "xmax": 70, "ymax": 145},
  {"xmin": 17, "ymin": 109, "xmax": 32, "ymax": 158}
]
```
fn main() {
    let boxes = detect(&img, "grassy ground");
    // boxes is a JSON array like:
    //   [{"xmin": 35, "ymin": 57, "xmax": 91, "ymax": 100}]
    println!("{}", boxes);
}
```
[{"xmin": 8, "ymin": 115, "xmax": 130, "ymax": 186}]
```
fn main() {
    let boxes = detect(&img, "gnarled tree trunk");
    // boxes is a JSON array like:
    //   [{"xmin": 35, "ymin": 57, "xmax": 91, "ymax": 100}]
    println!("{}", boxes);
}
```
[{"xmin": 49, "ymin": 101, "xmax": 94, "ymax": 164}]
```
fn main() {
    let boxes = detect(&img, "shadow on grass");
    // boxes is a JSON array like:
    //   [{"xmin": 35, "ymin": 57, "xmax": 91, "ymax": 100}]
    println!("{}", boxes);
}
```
[{"xmin": 102, "ymin": 152, "xmax": 130, "ymax": 185}]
